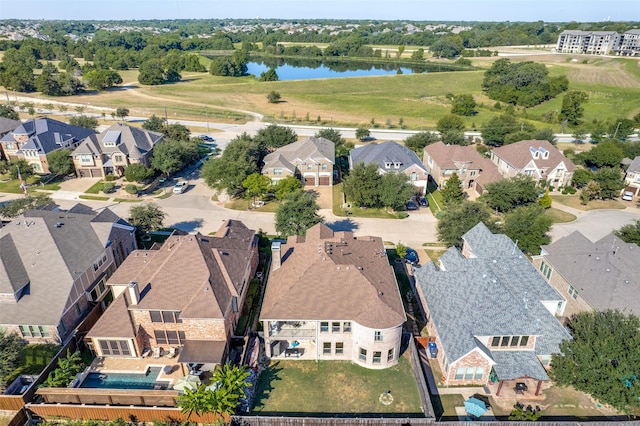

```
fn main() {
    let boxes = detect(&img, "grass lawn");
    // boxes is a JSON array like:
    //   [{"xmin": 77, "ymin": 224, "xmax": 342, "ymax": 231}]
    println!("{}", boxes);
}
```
[
  {"xmin": 423, "ymin": 248, "xmax": 448, "ymax": 262},
  {"xmin": 113, "ymin": 198, "xmax": 144, "ymax": 203},
  {"xmin": 84, "ymin": 180, "xmax": 105, "ymax": 194},
  {"xmin": 426, "ymin": 180, "xmax": 444, "ymax": 214},
  {"xmin": 4, "ymin": 344, "xmax": 59, "ymax": 385},
  {"xmin": 544, "ymin": 207, "xmax": 577, "ymax": 223},
  {"xmin": 0, "ymin": 175, "xmax": 42, "ymax": 194},
  {"xmin": 551, "ymin": 194, "xmax": 625, "ymax": 211},
  {"xmin": 434, "ymin": 394, "xmax": 465, "ymax": 421},
  {"xmin": 79, "ymin": 194, "xmax": 109, "ymax": 201},
  {"xmin": 253, "ymin": 357, "xmax": 423, "ymax": 415},
  {"xmin": 331, "ymin": 183, "xmax": 406, "ymax": 219},
  {"xmin": 225, "ymin": 197, "xmax": 279, "ymax": 213}
]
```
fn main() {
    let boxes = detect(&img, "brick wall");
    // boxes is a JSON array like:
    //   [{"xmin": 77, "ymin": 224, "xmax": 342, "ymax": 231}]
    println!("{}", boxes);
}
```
[{"xmin": 447, "ymin": 350, "xmax": 492, "ymax": 386}]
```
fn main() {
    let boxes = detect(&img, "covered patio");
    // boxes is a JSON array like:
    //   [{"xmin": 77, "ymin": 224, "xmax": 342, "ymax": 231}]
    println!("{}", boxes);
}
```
[
  {"xmin": 177, "ymin": 339, "xmax": 227, "ymax": 374},
  {"xmin": 489, "ymin": 351, "xmax": 549, "ymax": 399}
]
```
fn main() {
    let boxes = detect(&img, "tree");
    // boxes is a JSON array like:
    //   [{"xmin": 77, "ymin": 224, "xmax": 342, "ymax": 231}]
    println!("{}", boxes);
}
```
[
  {"xmin": 242, "ymin": 173, "xmax": 271, "ymax": 205},
  {"xmin": 508, "ymin": 404, "xmax": 542, "ymax": 421},
  {"xmin": 210, "ymin": 363, "xmax": 252, "ymax": 414},
  {"xmin": 151, "ymin": 139, "xmax": 197, "ymax": 177},
  {"xmin": 559, "ymin": 91, "xmax": 589, "ymax": 126},
  {"xmin": 0, "ymin": 104, "xmax": 19, "ymax": 120},
  {"xmin": 177, "ymin": 384, "xmax": 215, "ymax": 420},
  {"xmin": 592, "ymin": 167, "xmax": 626, "ymax": 200},
  {"xmin": 343, "ymin": 162, "xmax": 381, "ymax": 208},
  {"xmin": 138, "ymin": 59, "xmax": 166, "ymax": 85},
  {"xmin": 275, "ymin": 190, "xmax": 322, "ymax": 237},
  {"xmin": 8, "ymin": 159, "xmax": 35, "ymax": 180},
  {"xmin": 128, "ymin": 202, "xmax": 165, "ymax": 234},
  {"xmin": 68, "ymin": 115, "xmax": 99, "ymax": 130},
  {"xmin": 275, "ymin": 176, "xmax": 302, "ymax": 200},
  {"xmin": 482, "ymin": 175, "xmax": 539, "ymax": 213},
  {"xmin": 503, "ymin": 204, "xmax": 552, "ymax": 255},
  {"xmin": 615, "ymin": 219, "xmax": 640, "ymax": 245},
  {"xmin": 440, "ymin": 173, "xmax": 464, "ymax": 205},
  {"xmin": 429, "ymin": 38, "xmax": 461, "ymax": 59},
  {"xmin": 404, "ymin": 131, "xmax": 439, "ymax": 155},
  {"xmin": 450, "ymin": 94, "xmax": 477, "ymax": 116},
  {"xmin": 44, "ymin": 351, "xmax": 84, "ymax": 388},
  {"xmin": 436, "ymin": 114, "xmax": 465, "ymax": 134},
  {"xmin": 551, "ymin": 310, "xmax": 640, "ymax": 415},
  {"xmin": 83, "ymin": 69, "xmax": 122, "ymax": 90},
  {"xmin": 585, "ymin": 140, "xmax": 624, "ymax": 169},
  {"xmin": 411, "ymin": 48, "xmax": 424, "ymax": 61},
  {"xmin": 379, "ymin": 172, "xmax": 415, "ymax": 212},
  {"xmin": 315, "ymin": 128, "xmax": 345, "ymax": 147},
  {"xmin": 115, "ymin": 107, "xmax": 129, "ymax": 123},
  {"xmin": 355, "ymin": 127, "xmax": 371, "ymax": 141},
  {"xmin": 266, "ymin": 91, "xmax": 281, "ymax": 103},
  {"xmin": 0, "ymin": 195, "xmax": 53, "ymax": 219},
  {"xmin": 124, "ymin": 163, "xmax": 154, "ymax": 183},
  {"xmin": 481, "ymin": 114, "xmax": 518, "ymax": 147},
  {"xmin": 0, "ymin": 331, "xmax": 25, "ymax": 388},
  {"xmin": 47, "ymin": 148, "xmax": 74, "ymax": 176},
  {"xmin": 572, "ymin": 168, "xmax": 593, "ymax": 189},
  {"xmin": 165, "ymin": 123, "xmax": 191, "ymax": 141},
  {"xmin": 437, "ymin": 201, "xmax": 498, "ymax": 248},
  {"xmin": 538, "ymin": 190, "xmax": 552, "ymax": 209},
  {"xmin": 260, "ymin": 68, "xmax": 279, "ymax": 82},
  {"xmin": 580, "ymin": 180, "xmax": 601, "ymax": 205},
  {"xmin": 255, "ymin": 124, "xmax": 297, "ymax": 150},
  {"xmin": 142, "ymin": 114, "xmax": 166, "ymax": 132}
]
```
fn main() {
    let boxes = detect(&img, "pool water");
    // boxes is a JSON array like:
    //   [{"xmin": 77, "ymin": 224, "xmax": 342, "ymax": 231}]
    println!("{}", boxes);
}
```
[{"xmin": 80, "ymin": 367, "xmax": 162, "ymax": 389}]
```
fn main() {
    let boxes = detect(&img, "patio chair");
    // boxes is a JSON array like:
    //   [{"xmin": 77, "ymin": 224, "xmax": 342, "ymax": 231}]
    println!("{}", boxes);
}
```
[
  {"xmin": 167, "ymin": 347, "xmax": 177, "ymax": 358},
  {"xmin": 153, "ymin": 347, "xmax": 163, "ymax": 358}
]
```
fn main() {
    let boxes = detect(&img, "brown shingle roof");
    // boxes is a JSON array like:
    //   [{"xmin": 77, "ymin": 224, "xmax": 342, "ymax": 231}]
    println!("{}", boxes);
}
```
[
  {"xmin": 86, "ymin": 295, "xmax": 135, "ymax": 338},
  {"xmin": 492, "ymin": 140, "xmax": 576, "ymax": 172},
  {"xmin": 424, "ymin": 142, "xmax": 502, "ymax": 188},
  {"xmin": 260, "ymin": 223, "xmax": 405, "ymax": 329}
]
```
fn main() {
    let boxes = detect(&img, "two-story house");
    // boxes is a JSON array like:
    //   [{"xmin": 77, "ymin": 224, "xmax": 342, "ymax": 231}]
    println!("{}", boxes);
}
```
[
  {"xmin": 72, "ymin": 123, "xmax": 163, "ymax": 178},
  {"xmin": 490, "ymin": 140, "xmax": 575, "ymax": 191},
  {"xmin": 0, "ymin": 203, "xmax": 136, "ymax": 344},
  {"xmin": 532, "ymin": 231, "xmax": 640, "ymax": 320},
  {"xmin": 0, "ymin": 117, "xmax": 21, "ymax": 160},
  {"xmin": 85, "ymin": 220, "xmax": 258, "ymax": 370},
  {"xmin": 423, "ymin": 141, "xmax": 502, "ymax": 195},
  {"xmin": 262, "ymin": 136, "xmax": 334, "ymax": 186},
  {"xmin": 413, "ymin": 223, "xmax": 570, "ymax": 396},
  {"xmin": 260, "ymin": 223, "xmax": 406, "ymax": 369},
  {"xmin": 0, "ymin": 118, "xmax": 96, "ymax": 174},
  {"xmin": 349, "ymin": 141, "xmax": 429, "ymax": 194},
  {"xmin": 623, "ymin": 156, "xmax": 640, "ymax": 197}
]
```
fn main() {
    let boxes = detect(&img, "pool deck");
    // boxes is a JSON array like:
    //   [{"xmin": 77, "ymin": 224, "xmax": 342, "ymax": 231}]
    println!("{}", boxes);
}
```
[{"xmin": 88, "ymin": 357, "xmax": 213, "ymax": 385}]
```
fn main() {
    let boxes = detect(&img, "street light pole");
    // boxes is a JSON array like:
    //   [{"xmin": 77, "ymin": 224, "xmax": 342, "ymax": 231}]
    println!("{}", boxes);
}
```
[{"xmin": 613, "ymin": 121, "xmax": 622, "ymax": 140}]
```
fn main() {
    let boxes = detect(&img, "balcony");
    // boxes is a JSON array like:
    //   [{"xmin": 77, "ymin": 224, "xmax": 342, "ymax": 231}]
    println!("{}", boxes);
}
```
[{"xmin": 268, "ymin": 321, "xmax": 316, "ymax": 339}]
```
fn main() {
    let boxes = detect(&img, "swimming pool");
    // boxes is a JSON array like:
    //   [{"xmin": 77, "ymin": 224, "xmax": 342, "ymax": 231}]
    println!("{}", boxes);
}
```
[{"xmin": 79, "ymin": 367, "xmax": 164, "ymax": 389}]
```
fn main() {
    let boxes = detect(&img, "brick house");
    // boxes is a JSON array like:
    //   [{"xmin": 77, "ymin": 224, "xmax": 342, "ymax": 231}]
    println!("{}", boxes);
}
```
[
  {"xmin": 262, "ymin": 136, "xmax": 334, "ymax": 186},
  {"xmin": 423, "ymin": 141, "xmax": 502, "ymax": 195},
  {"xmin": 413, "ymin": 223, "xmax": 570, "ymax": 396},
  {"xmin": 85, "ymin": 220, "xmax": 258, "ymax": 369},
  {"xmin": 0, "ymin": 118, "xmax": 96, "ymax": 174},
  {"xmin": 0, "ymin": 117, "xmax": 21, "ymax": 160},
  {"xmin": 0, "ymin": 203, "xmax": 136, "ymax": 344},
  {"xmin": 490, "ymin": 140, "xmax": 575, "ymax": 191},
  {"xmin": 623, "ymin": 156, "xmax": 640, "ymax": 197},
  {"xmin": 260, "ymin": 223, "xmax": 406, "ymax": 369},
  {"xmin": 531, "ymin": 231, "xmax": 640, "ymax": 320},
  {"xmin": 349, "ymin": 141, "xmax": 429, "ymax": 194},
  {"xmin": 72, "ymin": 123, "xmax": 163, "ymax": 178}
]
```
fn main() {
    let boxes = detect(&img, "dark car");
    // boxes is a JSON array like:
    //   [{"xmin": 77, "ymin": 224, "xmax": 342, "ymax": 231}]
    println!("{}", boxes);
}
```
[
  {"xmin": 419, "ymin": 196, "xmax": 428, "ymax": 207},
  {"xmin": 406, "ymin": 200, "xmax": 418, "ymax": 210},
  {"xmin": 405, "ymin": 248, "xmax": 419, "ymax": 265}
]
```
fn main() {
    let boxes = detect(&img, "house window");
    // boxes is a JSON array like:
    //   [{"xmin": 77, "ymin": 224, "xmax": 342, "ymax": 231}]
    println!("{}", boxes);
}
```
[
  {"xmin": 323, "ymin": 342, "xmax": 331, "ymax": 355},
  {"xmin": 510, "ymin": 336, "xmax": 520, "ymax": 346},
  {"xmin": 75, "ymin": 303, "xmax": 81, "ymax": 317},
  {"xmin": 332, "ymin": 322, "xmax": 341, "ymax": 333},
  {"xmin": 373, "ymin": 351, "xmax": 382, "ymax": 364},
  {"xmin": 321, "ymin": 163, "xmax": 327, "ymax": 171},
  {"xmin": 474, "ymin": 368, "xmax": 485, "ymax": 380},
  {"xmin": 455, "ymin": 368, "xmax": 465, "ymax": 380},
  {"xmin": 384, "ymin": 162, "xmax": 391, "ymax": 169},
  {"xmin": 393, "ymin": 162, "xmax": 401, "ymax": 169},
  {"xmin": 19, "ymin": 325, "xmax": 49, "ymax": 338},
  {"xmin": 387, "ymin": 348, "xmax": 394, "ymax": 362},
  {"xmin": 491, "ymin": 336, "xmax": 500, "ymax": 347},
  {"xmin": 307, "ymin": 164, "xmax": 312, "ymax": 171},
  {"xmin": 540, "ymin": 262, "xmax": 552, "ymax": 280},
  {"xmin": 320, "ymin": 322, "xmax": 329, "ymax": 332},
  {"xmin": 150, "ymin": 310, "xmax": 180, "ymax": 323},
  {"xmin": 359, "ymin": 347, "xmax": 367, "ymax": 362},
  {"xmin": 114, "ymin": 155, "xmax": 123, "ymax": 162},
  {"xmin": 343, "ymin": 322, "xmax": 351, "ymax": 332},
  {"xmin": 410, "ymin": 172, "xmax": 418, "ymax": 181},
  {"xmin": 465, "ymin": 368, "xmax": 475, "ymax": 380},
  {"xmin": 428, "ymin": 156, "xmax": 433, "ymax": 166},
  {"xmin": 93, "ymin": 254, "xmax": 108, "ymax": 271},
  {"xmin": 568, "ymin": 285, "xmax": 579, "ymax": 300},
  {"xmin": 150, "ymin": 311, "xmax": 162, "ymax": 322},
  {"xmin": 520, "ymin": 336, "xmax": 529, "ymax": 346},
  {"xmin": 98, "ymin": 339, "xmax": 131, "ymax": 356},
  {"xmin": 273, "ymin": 168, "xmax": 282, "ymax": 176},
  {"xmin": 80, "ymin": 154, "xmax": 93, "ymax": 165},
  {"xmin": 154, "ymin": 330, "xmax": 186, "ymax": 345},
  {"xmin": 374, "ymin": 330, "xmax": 383, "ymax": 341},
  {"xmin": 540, "ymin": 355, "xmax": 551, "ymax": 366},
  {"xmin": 501, "ymin": 336, "xmax": 510, "ymax": 347},
  {"xmin": 90, "ymin": 279, "xmax": 107, "ymax": 302}
]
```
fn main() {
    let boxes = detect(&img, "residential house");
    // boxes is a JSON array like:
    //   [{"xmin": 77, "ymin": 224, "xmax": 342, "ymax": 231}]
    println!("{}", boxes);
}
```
[
  {"xmin": 423, "ymin": 141, "xmax": 502, "ymax": 195},
  {"xmin": 260, "ymin": 223, "xmax": 406, "ymax": 369},
  {"xmin": 0, "ymin": 203, "xmax": 136, "ymax": 344},
  {"xmin": 490, "ymin": 140, "xmax": 575, "ymax": 190},
  {"xmin": 0, "ymin": 117, "xmax": 21, "ymax": 160},
  {"xmin": 72, "ymin": 123, "xmax": 163, "ymax": 178},
  {"xmin": 624, "ymin": 156, "xmax": 640, "ymax": 196},
  {"xmin": 532, "ymin": 231, "xmax": 640, "ymax": 319},
  {"xmin": 413, "ymin": 223, "xmax": 570, "ymax": 396},
  {"xmin": 0, "ymin": 118, "xmax": 96, "ymax": 174},
  {"xmin": 262, "ymin": 136, "xmax": 334, "ymax": 186},
  {"xmin": 85, "ymin": 220, "xmax": 258, "ymax": 369},
  {"xmin": 349, "ymin": 141, "xmax": 429, "ymax": 194}
]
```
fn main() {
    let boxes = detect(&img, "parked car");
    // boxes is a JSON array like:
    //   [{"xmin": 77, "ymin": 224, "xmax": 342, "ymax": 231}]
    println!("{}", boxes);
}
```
[
  {"xmin": 406, "ymin": 200, "xmax": 418, "ymax": 210},
  {"xmin": 405, "ymin": 248, "xmax": 419, "ymax": 265},
  {"xmin": 173, "ymin": 181, "xmax": 188, "ymax": 194},
  {"xmin": 419, "ymin": 196, "xmax": 428, "ymax": 207},
  {"xmin": 622, "ymin": 191, "xmax": 634, "ymax": 201},
  {"xmin": 198, "ymin": 135, "xmax": 215, "ymax": 142}
]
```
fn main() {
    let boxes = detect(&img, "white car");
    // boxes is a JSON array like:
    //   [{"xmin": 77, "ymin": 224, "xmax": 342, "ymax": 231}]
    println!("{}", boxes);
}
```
[
  {"xmin": 621, "ymin": 191, "xmax": 634, "ymax": 201},
  {"xmin": 173, "ymin": 181, "xmax": 188, "ymax": 194}
]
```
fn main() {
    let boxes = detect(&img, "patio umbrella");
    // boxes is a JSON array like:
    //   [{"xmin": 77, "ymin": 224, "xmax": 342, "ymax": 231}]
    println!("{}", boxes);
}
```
[
  {"xmin": 173, "ymin": 374, "xmax": 201, "ymax": 392},
  {"xmin": 464, "ymin": 397, "xmax": 488, "ymax": 418}
]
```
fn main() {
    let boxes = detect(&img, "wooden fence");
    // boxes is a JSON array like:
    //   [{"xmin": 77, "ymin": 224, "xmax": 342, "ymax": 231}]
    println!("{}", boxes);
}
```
[
  {"xmin": 407, "ymin": 337, "xmax": 435, "ymax": 419},
  {"xmin": 5, "ymin": 408, "xmax": 28, "ymax": 426},
  {"xmin": 36, "ymin": 388, "xmax": 178, "ymax": 407},
  {"xmin": 232, "ymin": 417, "xmax": 433, "ymax": 425}
]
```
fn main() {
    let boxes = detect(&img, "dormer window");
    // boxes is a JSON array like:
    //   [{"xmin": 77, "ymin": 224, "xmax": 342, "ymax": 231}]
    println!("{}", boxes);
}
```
[
  {"xmin": 102, "ymin": 130, "xmax": 121, "ymax": 147},
  {"xmin": 384, "ymin": 162, "xmax": 392, "ymax": 169},
  {"xmin": 393, "ymin": 162, "xmax": 401, "ymax": 169},
  {"xmin": 530, "ymin": 147, "xmax": 539, "ymax": 159}
]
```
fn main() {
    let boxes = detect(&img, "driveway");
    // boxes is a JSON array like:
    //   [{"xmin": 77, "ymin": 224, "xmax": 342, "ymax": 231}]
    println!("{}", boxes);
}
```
[{"xmin": 549, "ymin": 208, "xmax": 640, "ymax": 242}]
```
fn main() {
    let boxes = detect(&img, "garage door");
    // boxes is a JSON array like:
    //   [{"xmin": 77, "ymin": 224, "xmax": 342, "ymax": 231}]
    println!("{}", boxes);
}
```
[
  {"xmin": 304, "ymin": 176, "xmax": 315, "ymax": 186},
  {"xmin": 319, "ymin": 176, "xmax": 330, "ymax": 185}
]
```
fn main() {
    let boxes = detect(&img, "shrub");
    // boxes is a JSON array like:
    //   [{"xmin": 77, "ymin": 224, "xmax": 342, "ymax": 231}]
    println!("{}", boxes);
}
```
[
  {"xmin": 102, "ymin": 182, "xmax": 115, "ymax": 194},
  {"xmin": 104, "ymin": 175, "xmax": 117, "ymax": 181},
  {"xmin": 562, "ymin": 186, "xmax": 577, "ymax": 195},
  {"xmin": 124, "ymin": 184, "xmax": 138, "ymax": 195},
  {"xmin": 397, "ymin": 212, "xmax": 409, "ymax": 219}
]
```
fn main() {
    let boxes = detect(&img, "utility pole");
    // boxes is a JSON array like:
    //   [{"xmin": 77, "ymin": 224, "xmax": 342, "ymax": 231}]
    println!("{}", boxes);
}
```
[{"xmin": 613, "ymin": 121, "xmax": 622, "ymax": 140}]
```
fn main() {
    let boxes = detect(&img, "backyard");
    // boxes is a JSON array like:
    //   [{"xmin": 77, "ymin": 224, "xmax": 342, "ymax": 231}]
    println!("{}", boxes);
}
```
[
  {"xmin": 253, "ymin": 357, "xmax": 423, "ymax": 415},
  {"xmin": 2, "ymin": 344, "xmax": 59, "ymax": 386}
]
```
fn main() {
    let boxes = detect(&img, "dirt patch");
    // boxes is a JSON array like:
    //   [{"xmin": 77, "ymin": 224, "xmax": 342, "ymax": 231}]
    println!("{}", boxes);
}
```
[{"xmin": 567, "ymin": 66, "xmax": 640, "ymax": 88}]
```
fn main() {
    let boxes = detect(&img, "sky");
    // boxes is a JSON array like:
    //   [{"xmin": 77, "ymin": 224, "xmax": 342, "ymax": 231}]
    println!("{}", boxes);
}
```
[{"xmin": 0, "ymin": 0, "xmax": 638, "ymax": 22}]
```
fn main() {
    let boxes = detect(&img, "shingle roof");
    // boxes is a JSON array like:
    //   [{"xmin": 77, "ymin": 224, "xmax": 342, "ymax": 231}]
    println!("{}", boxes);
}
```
[
  {"xmin": 0, "ymin": 204, "xmax": 129, "ymax": 327},
  {"xmin": 350, "ymin": 141, "xmax": 428, "ymax": 174},
  {"xmin": 260, "ymin": 223, "xmax": 405, "ymax": 329},
  {"xmin": 0, "ymin": 117, "xmax": 95, "ymax": 155},
  {"xmin": 491, "ymin": 351, "xmax": 549, "ymax": 381},
  {"xmin": 262, "ymin": 136, "xmax": 334, "ymax": 170},
  {"xmin": 423, "ymin": 142, "xmax": 502, "ymax": 187},
  {"xmin": 413, "ymin": 223, "xmax": 570, "ymax": 370},
  {"xmin": 540, "ymin": 231, "xmax": 640, "ymax": 315},
  {"xmin": 72, "ymin": 123, "xmax": 163, "ymax": 161},
  {"xmin": 0, "ymin": 117, "xmax": 21, "ymax": 136},
  {"xmin": 627, "ymin": 156, "xmax": 640, "ymax": 173},
  {"xmin": 463, "ymin": 222, "xmax": 519, "ymax": 258},
  {"xmin": 492, "ymin": 140, "xmax": 575, "ymax": 173}
]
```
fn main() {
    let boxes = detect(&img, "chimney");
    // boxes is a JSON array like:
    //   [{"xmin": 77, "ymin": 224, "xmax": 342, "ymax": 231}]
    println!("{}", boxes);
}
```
[
  {"xmin": 128, "ymin": 281, "xmax": 140, "ymax": 305},
  {"xmin": 271, "ymin": 241, "xmax": 282, "ymax": 271}
]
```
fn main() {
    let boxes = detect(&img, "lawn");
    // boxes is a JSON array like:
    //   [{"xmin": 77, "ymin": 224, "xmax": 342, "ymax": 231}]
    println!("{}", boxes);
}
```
[
  {"xmin": 3, "ymin": 344, "xmax": 59, "ymax": 385},
  {"xmin": 253, "ymin": 357, "xmax": 423, "ymax": 415},
  {"xmin": 544, "ymin": 207, "xmax": 577, "ymax": 223},
  {"xmin": 425, "ymin": 180, "xmax": 444, "ymax": 214},
  {"xmin": 226, "ymin": 197, "xmax": 279, "ymax": 213},
  {"xmin": 84, "ymin": 180, "xmax": 105, "ymax": 194},
  {"xmin": 551, "ymin": 194, "xmax": 625, "ymax": 211},
  {"xmin": 332, "ymin": 183, "xmax": 407, "ymax": 219},
  {"xmin": 0, "ymin": 175, "xmax": 41, "ymax": 194},
  {"xmin": 78, "ymin": 194, "xmax": 109, "ymax": 201}
]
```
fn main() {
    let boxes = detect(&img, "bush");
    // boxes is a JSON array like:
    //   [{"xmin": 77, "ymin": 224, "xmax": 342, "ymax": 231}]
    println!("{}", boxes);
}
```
[
  {"xmin": 102, "ymin": 182, "xmax": 115, "ymax": 194},
  {"xmin": 124, "ymin": 184, "xmax": 138, "ymax": 195},
  {"xmin": 397, "ymin": 212, "xmax": 409, "ymax": 219},
  {"xmin": 104, "ymin": 174, "xmax": 117, "ymax": 181},
  {"xmin": 562, "ymin": 186, "xmax": 577, "ymax": 195}
]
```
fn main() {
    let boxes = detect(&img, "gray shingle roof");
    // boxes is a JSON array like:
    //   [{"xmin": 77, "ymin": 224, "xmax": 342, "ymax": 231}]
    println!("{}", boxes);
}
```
[
  {"xmin": 491, "ymin": 351, "xmax": 549, "ymax": 381},
  {"xmin": 349, "ymin": 141, "xmax": 427, "ymax": 174},
  {"xmin": 462, "ymin": 222, "xmax": 518, "ymax": 258},
  {"xmin": 262, "ymin": 136, "xmax": 334, "ymax": 170},
  {"xmin": 414, "ymin": 223, "xmax": 570, "ymax": 373},
  {"xmin": 0, "ymin": 117, "xmax": 21, "ymax": 136},
  {"xmin": 627, "ymin": 156, "xmax": 640, "ymax": 173},
  {"xmin": 72, "ymin": 123, "xmax": 163, "ymax": 161},
  {"xmin": 1, "ymin": 117, "xmax": 95, "ymax": 155}
]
